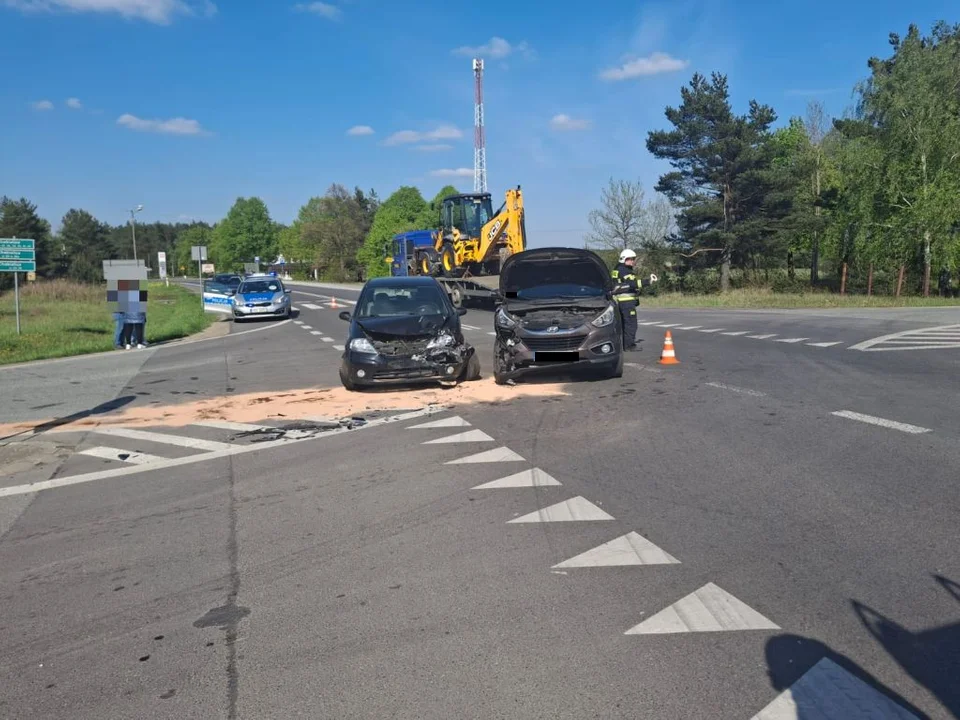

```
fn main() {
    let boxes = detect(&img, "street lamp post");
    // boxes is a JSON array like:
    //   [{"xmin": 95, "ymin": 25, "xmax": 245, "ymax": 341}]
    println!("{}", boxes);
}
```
[{"xmin": 130, "ymin": 204, "xmax": 143, "ymax": 261}]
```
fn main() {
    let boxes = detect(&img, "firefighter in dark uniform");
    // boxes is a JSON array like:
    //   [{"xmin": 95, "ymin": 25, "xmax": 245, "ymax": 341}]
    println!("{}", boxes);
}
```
[{"xmin": 611, "ymin": 249, "xmax": 654, "ymax": 350}]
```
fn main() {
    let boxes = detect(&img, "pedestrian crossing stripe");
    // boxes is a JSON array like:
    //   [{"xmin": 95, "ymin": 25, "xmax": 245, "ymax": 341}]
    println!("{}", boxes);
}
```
[
  {"xmin": 407, "ymin": 416, "xmax": 472, "ymax": 429},
  {"xmin": 445, "ymin": 447, "xmax": 525, "ymax": 464},
  {"xmin": 552, "ymin": 532, "xmax": 680, "ymax": 568},
  {"xmin": 422, "ymin": 429, "xmax": 494, "ymax": 444},
  {"xmin": 625, "ymin": 582, "xmax": 779, "ymax": 634},
  {"xmin": 749, "ymin": 657, "xmax": 921, "ymax": 719}
]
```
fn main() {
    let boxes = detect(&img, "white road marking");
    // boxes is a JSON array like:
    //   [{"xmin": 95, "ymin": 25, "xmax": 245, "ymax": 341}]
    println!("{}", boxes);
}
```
[
  {"xmin": 807, "ymin": 341, "xmax": 843, "ymax": 347},
  {"xmin": 625, "ymin": 582, "xmax": 779, "ymax": 635},
  {"xmin": 776, "ymin": 337, "xmax": 808, "ymax": 343},
  {"xmin": 301, "ymin": 303, "xmax": 322, "ymax": 310},
  {"xmin": 289, "ymin": 288, "xmax": 357, "ymax": 305},
  {"xmin": 748, "ymin": 334, "xmax": 777, "ymax": 340},
  {"xmin": 487, "ymin": 331, "xmax": 497, "ymax": 336},
  {"xmin": 698, "ymin": 328, "xmax": 726, "ymax": 333},
  {"xmin": 658, "ymin": 323, "xmax": 684, "ymax": 328},
  {"xmin": 92, "ymin": 427, "xmax": 234, "ymax": 452},
  {"xmin": 310, "ymin": 331, "xmax": 323, "ymax": 336},
  {"xmin": 552, "ymin": 532, "xmax": 680, "ymax": 568},
  {"xmin": 194, "ymin": 420, "xmax": 272, "ymax": 432},
  {"xmin": 333, "ymin": 344, "xmax": 345, "ymax": 351},
  {"xmin": 0, "ymin": 409, "xmax": 439, "ymax": 498},
  {"xmin": 749, "ymin": 657, "xmax": 921, "ymax": 720},
  {"xmin": 507, "ymin": 496, "xmax": 614, "ymax": 523},
  {"xmin": 422, "ymin": 429, "xmax": 494, "ymax": 444},
  {"xmin": 301, "ymin": 325, "xmax": 313, "ymax": 330},
  {"xmin": 407, "ymin": 416, "xmax": 472, "ymax": 429},
  {"xmin": 445, "ymin": 447, "xmax": 525, "ymax": 464},
  {"xmin": 471, "ymin": 468, "xmax": 562, "ymax": 489},
  {"xmin": 79, "ymin": 446, "xmax": 166, "ymax": 465},
  {"xmin": 678, "ymin": 325, "xmax": 702, "ymax": 330},
  {"xmin": 721, "ymin": 330, "xmax": 750, "ymax": 336},
  {"xmin": 321, "ymin": 337, "xmax": 335, "ymax": 343},
  {"xmin": 293, "ymin": 321, "xmax": 304, "ymax": 325},
  {"xmin": 830, "ymin": 410, "xmax": 931, "ymax": 435},
  {"xmin": 640, "ymin": 321, "xmax": 662, "ymax": 326},
  {"xmin": 461, "ymin": 323, "xmax": 481, "ymax": 330},
  {"xmin": 849, "ymin": 323, "xmax": 960, "ymax": 352},
  {"xmin": 705, "ymin": 382, "xmax": 766, "ymax": 397}
]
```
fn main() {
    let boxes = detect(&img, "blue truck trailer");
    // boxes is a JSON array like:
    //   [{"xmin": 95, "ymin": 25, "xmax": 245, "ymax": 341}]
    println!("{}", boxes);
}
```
[{"xmin": 389, "ymin": 230, "xmax": 500, "ymax": 308}]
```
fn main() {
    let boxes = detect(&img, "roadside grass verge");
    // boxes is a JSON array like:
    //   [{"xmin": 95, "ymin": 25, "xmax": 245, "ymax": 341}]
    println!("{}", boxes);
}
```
[
  {"xmin": 0, "ymin": 280, "xmax": 215, "ymax": 365},
  {"xmin": 641, "ymin": 288, "xmax": 960, "ymax": 309}
]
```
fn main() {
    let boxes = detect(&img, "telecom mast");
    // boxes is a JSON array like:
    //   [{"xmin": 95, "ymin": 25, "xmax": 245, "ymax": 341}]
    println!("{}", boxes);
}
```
[{"xmin": 473, "ymin": 58, "xmax": 487, "ymax": 193}]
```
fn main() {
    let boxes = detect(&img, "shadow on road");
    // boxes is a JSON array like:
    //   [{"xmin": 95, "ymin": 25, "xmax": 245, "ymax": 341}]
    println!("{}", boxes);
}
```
[
  {"xmin": 851, "ymin": 574, "xmax": 960, "ymax": 718},
  {"xmin": 762, "ymin": 633, "xmax": 928, "ymax": 718},
  {"xmin": 0, "ymin": 395, "xmax": 136, "ymax": 443}
]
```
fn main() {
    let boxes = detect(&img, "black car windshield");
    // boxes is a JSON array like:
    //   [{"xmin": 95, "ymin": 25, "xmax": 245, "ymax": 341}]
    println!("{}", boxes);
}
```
[
  {"xmin": 514, "ymin": 283, "xmax": 605, "ymax": 300},
  {"xmin": 356, "ymin": 284, "xmax": 446, "ymax": 317},
  {"xmin": 238, "ymin": 281, "xmax": 281, "ymax": 294}
]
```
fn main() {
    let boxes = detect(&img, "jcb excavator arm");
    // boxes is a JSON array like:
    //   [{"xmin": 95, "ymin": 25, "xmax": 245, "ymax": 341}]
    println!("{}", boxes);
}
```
[{"xmin": 476, "ymin": 186, "xmax": 526, "ymax": 268}]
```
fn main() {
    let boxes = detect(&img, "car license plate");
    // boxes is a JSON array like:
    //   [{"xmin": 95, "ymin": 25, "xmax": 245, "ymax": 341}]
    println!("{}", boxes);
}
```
[
  {"xmin": 534, "ymin": 351, "xmax": 578, "ymax": 363},
  {"xmin": 250, "ymin": 307, "xmax": 270, "ymax": 313}
]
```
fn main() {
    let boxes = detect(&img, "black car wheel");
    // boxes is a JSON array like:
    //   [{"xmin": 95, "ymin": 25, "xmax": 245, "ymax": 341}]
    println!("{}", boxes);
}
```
[
  {"xmin": 461, "ymin": 351, "xmax": 481, "ymax": 382},
  {"xmin": 492, "ymin": 340, "xmax": 511, "ymax": 385},
  {"xmin": 339, "ymin": 370, "xmax": 361, "ymax": 392}
]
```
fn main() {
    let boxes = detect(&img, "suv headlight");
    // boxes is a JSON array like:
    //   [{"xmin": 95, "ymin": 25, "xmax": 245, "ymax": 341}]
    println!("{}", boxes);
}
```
[
  {"xmin": 427, "ymin": 332, "xmax": 455, "ymax": 349},
  {"xmin": 591, "ymin": 304, "xmax": 615, "ymax": 328},
  {"xmin": 495, "ymin": 307, "xmax": 517, "ymax": 329},
  {"xmin": 349, "ymin": 337, "xmax": 377, "ymax": 354}
]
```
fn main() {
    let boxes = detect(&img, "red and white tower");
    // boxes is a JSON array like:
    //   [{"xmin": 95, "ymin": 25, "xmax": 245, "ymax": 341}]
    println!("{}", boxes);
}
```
[{"xmin": 472, "ymin": 58, "xmax": 487, "ymax": 193}]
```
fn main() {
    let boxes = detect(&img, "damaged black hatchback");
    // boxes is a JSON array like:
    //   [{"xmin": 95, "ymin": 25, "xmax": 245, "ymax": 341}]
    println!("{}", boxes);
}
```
[
  {"xmin": 338, "ymin": 276, "xmax": 480, "ymax": 391},
  {"xmin": 492, "ymin": 247, "xmax": 624, "ymax": 384}
]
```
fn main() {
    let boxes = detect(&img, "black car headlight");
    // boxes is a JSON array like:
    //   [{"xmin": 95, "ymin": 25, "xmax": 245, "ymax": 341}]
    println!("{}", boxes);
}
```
[
  {"xmin": 591, "ymin": 304, "xmax": 615, "ymax": 328},
  {"xmin": 427, "ymin": 331, "xmax": 455, "ymax": 349},
  {"xmin": 495, "ymin": 307, "xmax": 518, "ymax": 329},
  {"xmin": 349, "ymin": 337, "xmax": 377, "ymax": 354}
]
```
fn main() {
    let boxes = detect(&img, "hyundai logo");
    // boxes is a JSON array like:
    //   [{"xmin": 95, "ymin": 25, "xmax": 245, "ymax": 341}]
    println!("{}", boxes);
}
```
[{"xmin": 546, "ymin": 326, "xmax": 559, "ymax": 334}]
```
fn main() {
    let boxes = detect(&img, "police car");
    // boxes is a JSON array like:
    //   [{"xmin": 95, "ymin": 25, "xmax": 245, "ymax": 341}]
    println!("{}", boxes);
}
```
[{"xmin": 231, "ymin": 273, "xmax": 292, "ymax": 321}]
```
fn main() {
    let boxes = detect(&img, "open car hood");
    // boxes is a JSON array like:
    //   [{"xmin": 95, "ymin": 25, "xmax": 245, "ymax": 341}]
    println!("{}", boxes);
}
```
[
  {"xmin": 499, "ymin": 247, "xmax": 612, "ymax": 298},
  {"xmin": 355, "ymin": 314, "xmax": 449, "ymax": 339}
]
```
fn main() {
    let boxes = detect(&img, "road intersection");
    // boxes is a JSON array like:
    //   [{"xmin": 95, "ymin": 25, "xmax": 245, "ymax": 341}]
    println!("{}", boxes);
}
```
[{"xmin": 0, "ymin": 282, "xmax": 957, "ymax": 718}]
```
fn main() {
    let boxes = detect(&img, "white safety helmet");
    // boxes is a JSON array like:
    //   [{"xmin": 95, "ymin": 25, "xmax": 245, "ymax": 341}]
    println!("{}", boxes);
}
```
[{"xmin": 618, "ymin": 248, "xmax": 637, "ymax": 264}]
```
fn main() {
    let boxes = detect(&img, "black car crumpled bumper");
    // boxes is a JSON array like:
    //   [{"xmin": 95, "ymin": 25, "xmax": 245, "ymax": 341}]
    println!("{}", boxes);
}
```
[
  {"xmin": 494, "ymin": 325, "xmax": 620, "ymax": 379},
  {"xmin": 342, "ymin": 343, "xmax": 474, "ymax": 385}
]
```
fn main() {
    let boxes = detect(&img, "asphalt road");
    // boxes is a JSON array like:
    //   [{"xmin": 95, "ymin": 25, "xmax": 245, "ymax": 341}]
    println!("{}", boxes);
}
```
[{"xmin": 0, "ymin": 283, "xmax": 958, "ymax": 719}]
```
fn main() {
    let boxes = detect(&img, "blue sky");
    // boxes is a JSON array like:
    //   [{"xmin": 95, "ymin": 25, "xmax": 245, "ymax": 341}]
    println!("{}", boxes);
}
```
[{"xmin": 1, "ymin": 0, "xmax": 955, "ymax": 248}]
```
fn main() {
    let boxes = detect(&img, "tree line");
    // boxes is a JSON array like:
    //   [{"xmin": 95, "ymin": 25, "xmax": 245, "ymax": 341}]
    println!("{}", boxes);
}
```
[
  {"xmin": 0, "ymin": 181, "xmax": 462, "ymax": 290},
  {"xmin": 589, "ymin": 21, "xmax": 960, "ymax": 295}
]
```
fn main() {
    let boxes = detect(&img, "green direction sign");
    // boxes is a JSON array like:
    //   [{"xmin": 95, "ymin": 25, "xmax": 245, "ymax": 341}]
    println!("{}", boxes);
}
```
[
  {"xmin": 0, "ymin": 250, "xmax": 35, "ymax": 261},
  {"xmin": 0, "ymin": 238, "xmax": 35, "ymax": 251},
  {"xmin": 0, "ymin": 239, "xmax": 36, "ymax": 273},
  {"xmin": 0, "ymin": 260, "xmax": 36, "ymax": 272}
]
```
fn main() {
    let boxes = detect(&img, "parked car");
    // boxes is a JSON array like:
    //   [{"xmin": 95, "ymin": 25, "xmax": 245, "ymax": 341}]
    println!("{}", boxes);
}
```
[
  {"xmin": 337, "ymin": 276, "xmax": 480, "ymax": 391},
  {"xmin": 231, "ymin": 276, "xmax": 292, "ymax": 321},
  {"xmin": 492, "ymin": 247, "xmax": 624, "ymax": 384}
]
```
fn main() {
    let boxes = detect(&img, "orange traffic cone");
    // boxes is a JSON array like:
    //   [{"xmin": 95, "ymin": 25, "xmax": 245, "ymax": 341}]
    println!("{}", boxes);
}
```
[
  {"xmin": 329, "ymin": 296, "xmax": 339, "ymax": 309},
  {"xmin": 659, "ymin": 330, "xmax": 680, "ymax": 365}
]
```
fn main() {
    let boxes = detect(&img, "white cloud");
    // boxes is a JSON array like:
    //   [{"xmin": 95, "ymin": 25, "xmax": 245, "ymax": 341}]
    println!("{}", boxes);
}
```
[
  {"xmin": 452, "ymin": 36, "xmax": 533, "ymax": 60},
  {"xmin": 346, "ymin": 124, "xmax": 374, "ymax": 136},
  {"xmin": 415, "ymin": 144, "xmax": 453, "ymax": 152},
  {"xmin": 117, "ymin": 113, "xmax": 210, "ymax": 136},
  {"xmin": 30, "ymin": 99, "xmax": 54, "ymax": 111},
  {"xmin": 66, "ymin": 97, "xmax": 82, "ymax": 110},
  {"xmin": 383, "ymin": 125, "xmax": 463, "ymax": 146},
  {"xmin": 550, "ymin": 114, "xmax": 591, "ymax": 131},
  {"xmin": 293, "ymin": 1, "xmax": 340, "ymax": 19},
  {"xmin": 2, "ymin": 0, "xmax": 218, "ymax": 24},
  {"xmin": 599, "ymin": 51, "xmax": 688, "ymax": 81},
  {"xmin": 430, "ymin": 168, "xmax": 474, "ymax": 178}
]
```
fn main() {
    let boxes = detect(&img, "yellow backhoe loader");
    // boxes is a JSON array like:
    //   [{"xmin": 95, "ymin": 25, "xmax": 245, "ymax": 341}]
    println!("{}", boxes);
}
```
[{"xmin": 418, "ymin": 186, "xmax": 526, "ymax": 278}]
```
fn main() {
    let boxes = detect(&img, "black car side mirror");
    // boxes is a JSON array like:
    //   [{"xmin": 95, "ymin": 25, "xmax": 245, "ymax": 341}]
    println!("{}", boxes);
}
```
[
  {"xmin": 457, "ymin": 308, "xmax": 467, "ymax": 316},
  {"xmin": 339, "ymin": 311, "xmax": 352, "ymax": 321}
]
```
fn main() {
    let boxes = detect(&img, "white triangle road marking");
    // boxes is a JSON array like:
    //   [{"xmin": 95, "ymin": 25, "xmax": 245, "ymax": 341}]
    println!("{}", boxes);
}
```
[
  {"xmin": 722, "ymin": 330, "xmax": 750, "ymax": 336},
  {"xmin": 422, "ymin": 429, "xmax": 494, "ymax": 444},
  {"xmin": 698, "ymin": 328, "xmax": 725, "ymax": 333},
  {"xmin": 93, "ymin": 427, "xmax": 233, "ymax": 453},
  {"xmin": 678, "ymin": 326, "xmax": 702, "ymax": 330},
  {"xmin": 748, "ymin": 334, "xmax": 777, "ymax": 340},
  {"xmin": 446, "ymin": 446, "xmax": 525, "ymax": 464},
  {"xmin": 79, "ymin": 446, "xmax": 167, "ymax": 465},
  {"xmin": 625, "ymin": 582, "xmax": 779, "ymax": 634},
  {"xmin": 507, "ymin": 496, "xmax": 614, "ymax": 523},
  {"xmin": 407, "ymin": 415, "xmax": 472, "ymax": 429},
  {"xmin": 472, "ymin": 468, "xmax": 562, "ymax": 489},
  {"xmin": 552, "ymin": 532, "xmax": 680, "ymax": 568},
  {"xmin": 807, "ymin": 341, "xmax": 842, "ymax": 347},
  {"xmin": 776, "ymin": 337, "xmax": 808, "ymax": 344},
  {"xmin": 333, "ymin": 344, "xmax": 345, "ymax": 351},
  {"xmin": 748, "ymin": 657, "xmax": 921, "ymax": 719}
]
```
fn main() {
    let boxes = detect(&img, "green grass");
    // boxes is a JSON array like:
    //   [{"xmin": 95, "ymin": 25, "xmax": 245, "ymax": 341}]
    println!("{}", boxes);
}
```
[
  {"xmin": 0, "ymin": 279, "xmax": 216, "ymax": 365},
  {"xmin": 640, "ymin": 288, "xmax": 960, "ymax": 309}
]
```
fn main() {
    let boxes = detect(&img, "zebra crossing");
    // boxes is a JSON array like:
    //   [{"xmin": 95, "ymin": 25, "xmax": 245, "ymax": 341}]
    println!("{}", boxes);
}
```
[
  {"xmin": 849, "ymin": 323, "xmax": 960, "ymax": 351},
  {"xmin": 405, "ymin": 411, "xmax": 923, "ymax": 719},
  {"xmin": 638, "ymin": 319, "xmax": 846, "ymax": 350}
]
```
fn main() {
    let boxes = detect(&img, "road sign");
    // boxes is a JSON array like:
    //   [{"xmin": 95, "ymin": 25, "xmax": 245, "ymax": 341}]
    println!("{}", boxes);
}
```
[
  {"xmin": 157, "ymin": 251, "xmax": 168, "ymax": 279},
  {"xmin": 0, "ymin": 249, "xmax": 35, "ymax": 260},
  {"xmin": 0, "ymin": 238, "xmax": 35, "ymax": 251},
  {"xmin": 0, "ymin": 260, "xmax": 36, "ymax": 272},
  {"xmin": 191, "ymin": 245, "xmax": 208, "ymax": 262}
]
